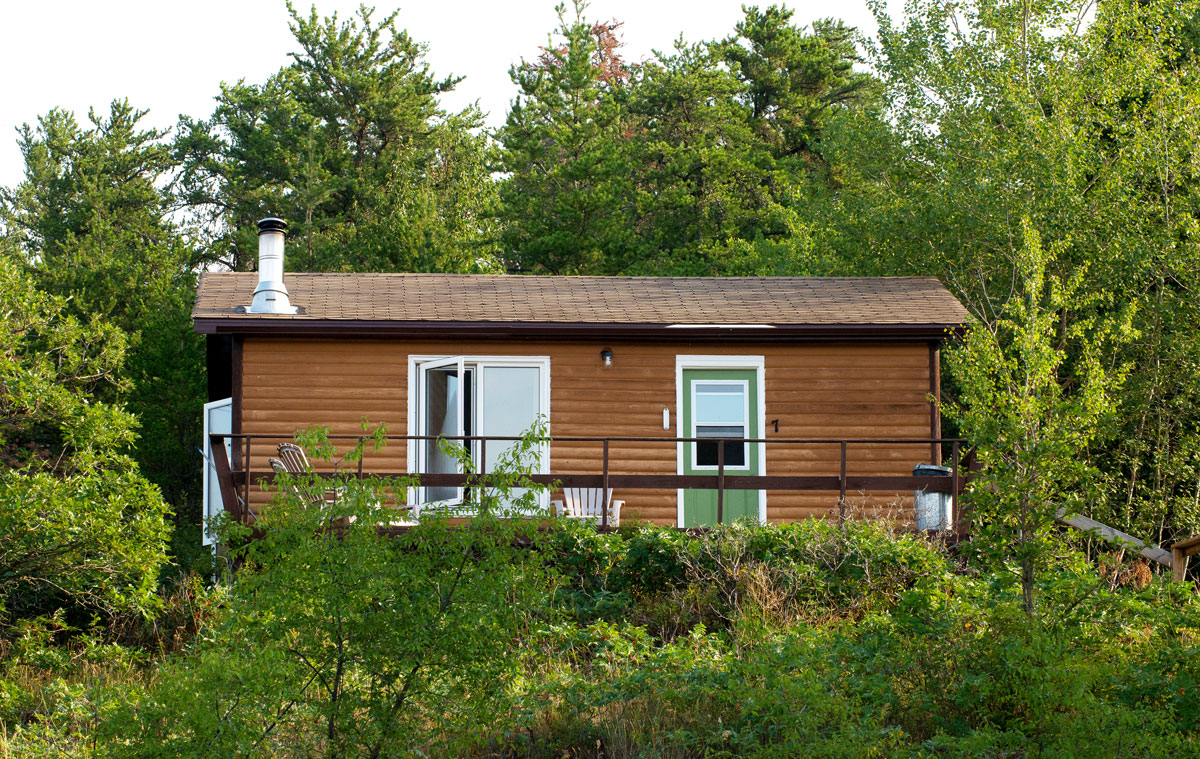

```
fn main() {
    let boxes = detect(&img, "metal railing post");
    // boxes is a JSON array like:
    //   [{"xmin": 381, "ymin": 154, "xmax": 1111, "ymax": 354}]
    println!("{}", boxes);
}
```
[
  {"xmin": 838, "ymin": 441, "xmax": 848, "ymax": 523},
  {"xmin": 717, "ymin": 440, "xmax": 725, "ymax": 525},
  {"xmin": 357, "ymin": 436, "xmax": 365, "ymax": 480},
  {"xmin": 601, "ymin": 439, "xmax": 610, "ymax": 530}
]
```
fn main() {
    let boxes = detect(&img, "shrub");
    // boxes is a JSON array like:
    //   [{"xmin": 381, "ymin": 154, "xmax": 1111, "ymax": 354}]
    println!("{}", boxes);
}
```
[
  {"xmin": 0, "ymin": 257, "xmax": 171, "ymax": 626},
  {"xmin": 107, "ymin": 573, "xmax": 229, "ymax": 655},
  {"xmin": 505, "ymin": 520, "xmax": 1200, "ymax": 757},
  {"xmin": 0, "ymin": 614, "xmax": 150, "ymax": 758},
  {"xmin": 548, "ymin": 520, "xmax": 958, "ymax": 636},
  {"xmin": 109, "ymin": 425, "xmax": 558, "ymax": 758}
]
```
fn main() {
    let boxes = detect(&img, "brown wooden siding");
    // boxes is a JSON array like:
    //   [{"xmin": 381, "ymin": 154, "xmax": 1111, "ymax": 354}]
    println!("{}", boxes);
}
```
[{"xmin": 238, "ymin": 338, "xmax": 935, "ymax": 525}]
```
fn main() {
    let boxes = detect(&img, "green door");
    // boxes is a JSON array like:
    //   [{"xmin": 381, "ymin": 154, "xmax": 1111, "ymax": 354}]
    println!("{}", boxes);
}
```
[{"xmin": 681, "ymin": 368, "xmax": 761, "ymax": 526}]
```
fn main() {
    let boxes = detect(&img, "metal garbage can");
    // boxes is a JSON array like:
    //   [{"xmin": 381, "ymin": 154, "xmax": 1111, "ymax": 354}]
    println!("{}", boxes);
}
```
[{"xmin": 913, "ymin": 464, "xmax": 952, "ymax": 531}]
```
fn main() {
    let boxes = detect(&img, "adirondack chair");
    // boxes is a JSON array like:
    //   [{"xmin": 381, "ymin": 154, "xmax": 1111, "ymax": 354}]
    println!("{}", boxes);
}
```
[
  {"xmin": 273, "ymin": 444, "xmax": 414, "ymax": 525},
  {"xmin": 269, "ymin": 456, "xmax": 358, "ymax": 527},
  {"xmin": 551, "ymin": 488, "xmax": 623, "ymax": 527},
  {"xmin": 276, "ymin": 442, "xmax": 311, "ymax": 474},
  {"xmin": 272, "ymin": 447, "xmax": 340, "ymax": 507},
  {"xmin": 269, "ymin": 456, "xmax": 323, "ymax": 503}
]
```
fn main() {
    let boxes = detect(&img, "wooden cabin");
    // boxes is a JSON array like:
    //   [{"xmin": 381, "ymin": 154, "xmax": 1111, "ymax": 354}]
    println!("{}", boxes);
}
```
[{"xmin": 194, "ymin": 222, "xmax": 968, "ymax": 539}]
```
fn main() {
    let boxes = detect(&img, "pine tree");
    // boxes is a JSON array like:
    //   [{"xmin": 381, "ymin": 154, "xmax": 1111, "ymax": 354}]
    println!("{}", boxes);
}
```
[
  {"xmin": 496, "ymin": 1, "xmax": 636, "ymax": 274},
  {"xmin": 1, "ymin": 101, "xmax": 204, "ymax": 555},
  {"xmin": 174, "ymin": 3, "xmax": 499, "ymax": 274}
]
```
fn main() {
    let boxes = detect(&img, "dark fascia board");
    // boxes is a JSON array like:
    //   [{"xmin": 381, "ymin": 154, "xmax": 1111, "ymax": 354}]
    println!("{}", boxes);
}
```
[{"xmin": 193, "ymin": 317, "xmax": 964, "ymax": 342}]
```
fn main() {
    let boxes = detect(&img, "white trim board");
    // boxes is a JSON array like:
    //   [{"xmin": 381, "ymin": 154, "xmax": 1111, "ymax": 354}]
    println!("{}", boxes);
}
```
[{"xmin": 674, "ymin": 355, "xmax": 767, "ymax": 527}]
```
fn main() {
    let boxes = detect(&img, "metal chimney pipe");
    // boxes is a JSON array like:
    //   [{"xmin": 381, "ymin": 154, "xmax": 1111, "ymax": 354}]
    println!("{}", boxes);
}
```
[{"xmin": 248, "ymin": 218, "xmax": 297, "ymax": 314}]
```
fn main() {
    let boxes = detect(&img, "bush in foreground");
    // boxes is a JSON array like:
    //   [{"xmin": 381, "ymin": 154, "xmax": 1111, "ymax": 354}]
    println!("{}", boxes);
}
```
[
  {"xmin": 5, "ymin": 509, "xmax": 1196, "ymax": 757},
  {"xmin": 511, "ymin": 520, "xmax": 1200, "ymax": 758}
]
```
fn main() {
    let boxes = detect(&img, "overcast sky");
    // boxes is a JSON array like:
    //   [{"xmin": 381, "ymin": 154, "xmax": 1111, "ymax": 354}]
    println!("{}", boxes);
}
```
[{"xmin": 0, "ymin": 0, "xmax": 893, "ymax": 190}]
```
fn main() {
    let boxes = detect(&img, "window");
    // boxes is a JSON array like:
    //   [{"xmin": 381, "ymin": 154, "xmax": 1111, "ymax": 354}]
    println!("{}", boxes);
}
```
[
  {"xmin": 411, "ymin": 356, "xmax": 549, "ymax": 510},
  {"xmin": 692, "ymin": 380, "xmax": 749, "ymax": 468}
]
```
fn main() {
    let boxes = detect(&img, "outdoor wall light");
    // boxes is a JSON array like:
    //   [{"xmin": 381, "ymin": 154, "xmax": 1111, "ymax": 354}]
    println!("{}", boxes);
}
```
[{"xmin": 600, "ymin": 348, "xmax": 614, "ymax": 366}]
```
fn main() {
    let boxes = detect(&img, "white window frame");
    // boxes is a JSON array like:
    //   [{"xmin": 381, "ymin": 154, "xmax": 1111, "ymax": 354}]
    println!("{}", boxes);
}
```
[
  {"xmin": 407, "ymin": 355, "xmax": 551, "ymax": 516},
  {"xmin": 675, "ymin": 355, "xmax": 767, "ymax": 527},
  {"xmin": 689, "ymin": 378, "xmax": 752, "ymax": 472}
]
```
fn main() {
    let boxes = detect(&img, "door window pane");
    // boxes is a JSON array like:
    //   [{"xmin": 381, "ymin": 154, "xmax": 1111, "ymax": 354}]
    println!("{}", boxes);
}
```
[
  {"xmin": 695, "ymin": 383, "xmax": 746, "ymax": 426},
  {"xmin": 698, "ymin": 383, "xmax": 744, "ymax": 394},
  {"xmin": 696, "ymin": 427, "xmax": 747, "ymax": 467},
  {"xmin": 479, "ymin": 365, "xmax": 543, "ymax": 513}
]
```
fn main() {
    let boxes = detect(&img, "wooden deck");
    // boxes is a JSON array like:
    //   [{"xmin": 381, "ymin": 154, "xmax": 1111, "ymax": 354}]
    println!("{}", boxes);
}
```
[
  {"xmin": 209, "ymin": 433, "xmax": 975, "ymax": 532},
  {"xmin": 208, "ymin": 432, "xmax": 1200, "ymax": 582}
]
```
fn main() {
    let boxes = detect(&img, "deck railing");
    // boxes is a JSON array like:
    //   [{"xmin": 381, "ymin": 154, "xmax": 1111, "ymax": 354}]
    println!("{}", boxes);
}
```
[{"xmin": 208, "ymin": 434, "xmax": 975, "ymax": 533}]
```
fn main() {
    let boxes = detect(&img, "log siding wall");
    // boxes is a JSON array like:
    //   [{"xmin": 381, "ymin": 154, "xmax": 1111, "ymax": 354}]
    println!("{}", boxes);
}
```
[{"xmin": 238, "ymin": 337, "xmax": 936, "ymax": 525}]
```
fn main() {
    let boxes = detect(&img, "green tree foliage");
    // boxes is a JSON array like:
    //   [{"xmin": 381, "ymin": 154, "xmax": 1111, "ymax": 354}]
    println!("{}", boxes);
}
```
[
  {"xmin": 0, "ymin": 100, "xmax": 204, "ymax": 565},
  {"xmin": 175, "ymin": 2, "xmax": 500, "ymax": 274},
  {"xmin": 946, "ymin": 222, "xmax": 1134, "ymax": 615},
  {"xmin": 716, "ymin": 7, "xmax": 876, "ymax": 164},
  {"xmin": 617, "ymin": 7, "xmax": 877, "ymax": 276},
  {"xmin": 117, "ymin": 426, "xmax": 553, "ymax": 757},
  {"xmin": 620, "ymin": 40, "xmax": 801, "ymax": 276},
  {"xmin": 496, "ymin": 1, "xmax": 636, "ymax": 274},
  {"xmin": 497, "ymin": 3, "xmax": 875, "ymax": 275},
  {"xmin": 1, "ymin": 102, "xmax": 195, "ymax": 327},
  {"xmin": 0, "ymin": 256, "xmax": 169, "ymax": 622},
  {"xmin": 821, "ymin": 0, "xmax": 1200, "ymax": 539}
]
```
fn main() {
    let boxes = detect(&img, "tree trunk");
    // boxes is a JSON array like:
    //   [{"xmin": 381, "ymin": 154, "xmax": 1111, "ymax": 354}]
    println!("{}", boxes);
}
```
[{"xmin": 1021, "ymin": 553, "xmax": 1036, "ymax": 618}]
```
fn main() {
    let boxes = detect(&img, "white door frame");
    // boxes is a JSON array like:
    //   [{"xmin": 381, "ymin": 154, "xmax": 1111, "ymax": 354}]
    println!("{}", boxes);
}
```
[{"xmin": 675, "ymin": 355, "xmax": 767, "ymax": 527}]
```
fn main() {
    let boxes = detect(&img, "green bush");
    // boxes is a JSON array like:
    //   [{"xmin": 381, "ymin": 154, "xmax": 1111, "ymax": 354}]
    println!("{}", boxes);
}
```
[
  {"xmin": 0, "ymin": 574, "xmax": 227, "ymax": 758},
  {"xmin": 0, "ymin": 257, "xmax": 171, "ymax": 626},
  {"xmin": 513, "ymin": 625, "xmax": 910, "ymax": 759},
  {"xmin": 500, "ymin": 520, "xmax": 1200, "ymax": 757},
  {"xmin": 546, "ymin": 520, "xmax": 958, "ymax": 637},
  {"xmin": 6, "ymin": 461, "xmax": 1174, "ymax": 758},
  {"xmin": 108, "ymin": 426, "xmax": 558, "ymax": 758}
]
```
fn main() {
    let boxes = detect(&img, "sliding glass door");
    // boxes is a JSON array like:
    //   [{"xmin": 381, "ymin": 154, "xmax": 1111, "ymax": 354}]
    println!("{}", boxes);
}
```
[{"xmin": 413, "ymin": 356, "xmax": 548, "ymax": 513}]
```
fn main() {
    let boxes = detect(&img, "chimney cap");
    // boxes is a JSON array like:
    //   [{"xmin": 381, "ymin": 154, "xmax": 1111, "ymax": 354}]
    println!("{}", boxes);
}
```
[{"xmin": 257, "ymin": 217, "xmax": 287, "ymax": 235}]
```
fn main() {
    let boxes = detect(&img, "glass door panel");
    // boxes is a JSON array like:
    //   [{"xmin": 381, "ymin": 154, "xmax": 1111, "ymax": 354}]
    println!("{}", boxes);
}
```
[
  {"xmin": 479, "ymin": 365, "xmax": 544, "ymax": 513},
  {"xmin": 419, "ymin": 356, "xmax": 466, "ymax": 506}
]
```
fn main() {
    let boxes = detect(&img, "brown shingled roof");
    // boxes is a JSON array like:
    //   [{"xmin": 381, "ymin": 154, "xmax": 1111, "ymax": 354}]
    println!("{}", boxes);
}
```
[{"xmin": 193, "ymin": 273, "xmax": 967, "ymax": 331}]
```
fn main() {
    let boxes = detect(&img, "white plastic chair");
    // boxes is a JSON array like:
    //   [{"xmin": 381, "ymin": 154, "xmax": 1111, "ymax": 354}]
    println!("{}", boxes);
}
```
[{"xmin": 551, "ymin": 488, "xmax": 623, "ymax": 527}]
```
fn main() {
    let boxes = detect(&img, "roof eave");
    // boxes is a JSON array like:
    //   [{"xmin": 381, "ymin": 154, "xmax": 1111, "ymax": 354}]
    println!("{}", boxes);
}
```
[{"xmin": 193, "ymin": 318, "xmax": 964, "ymax": 342}]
